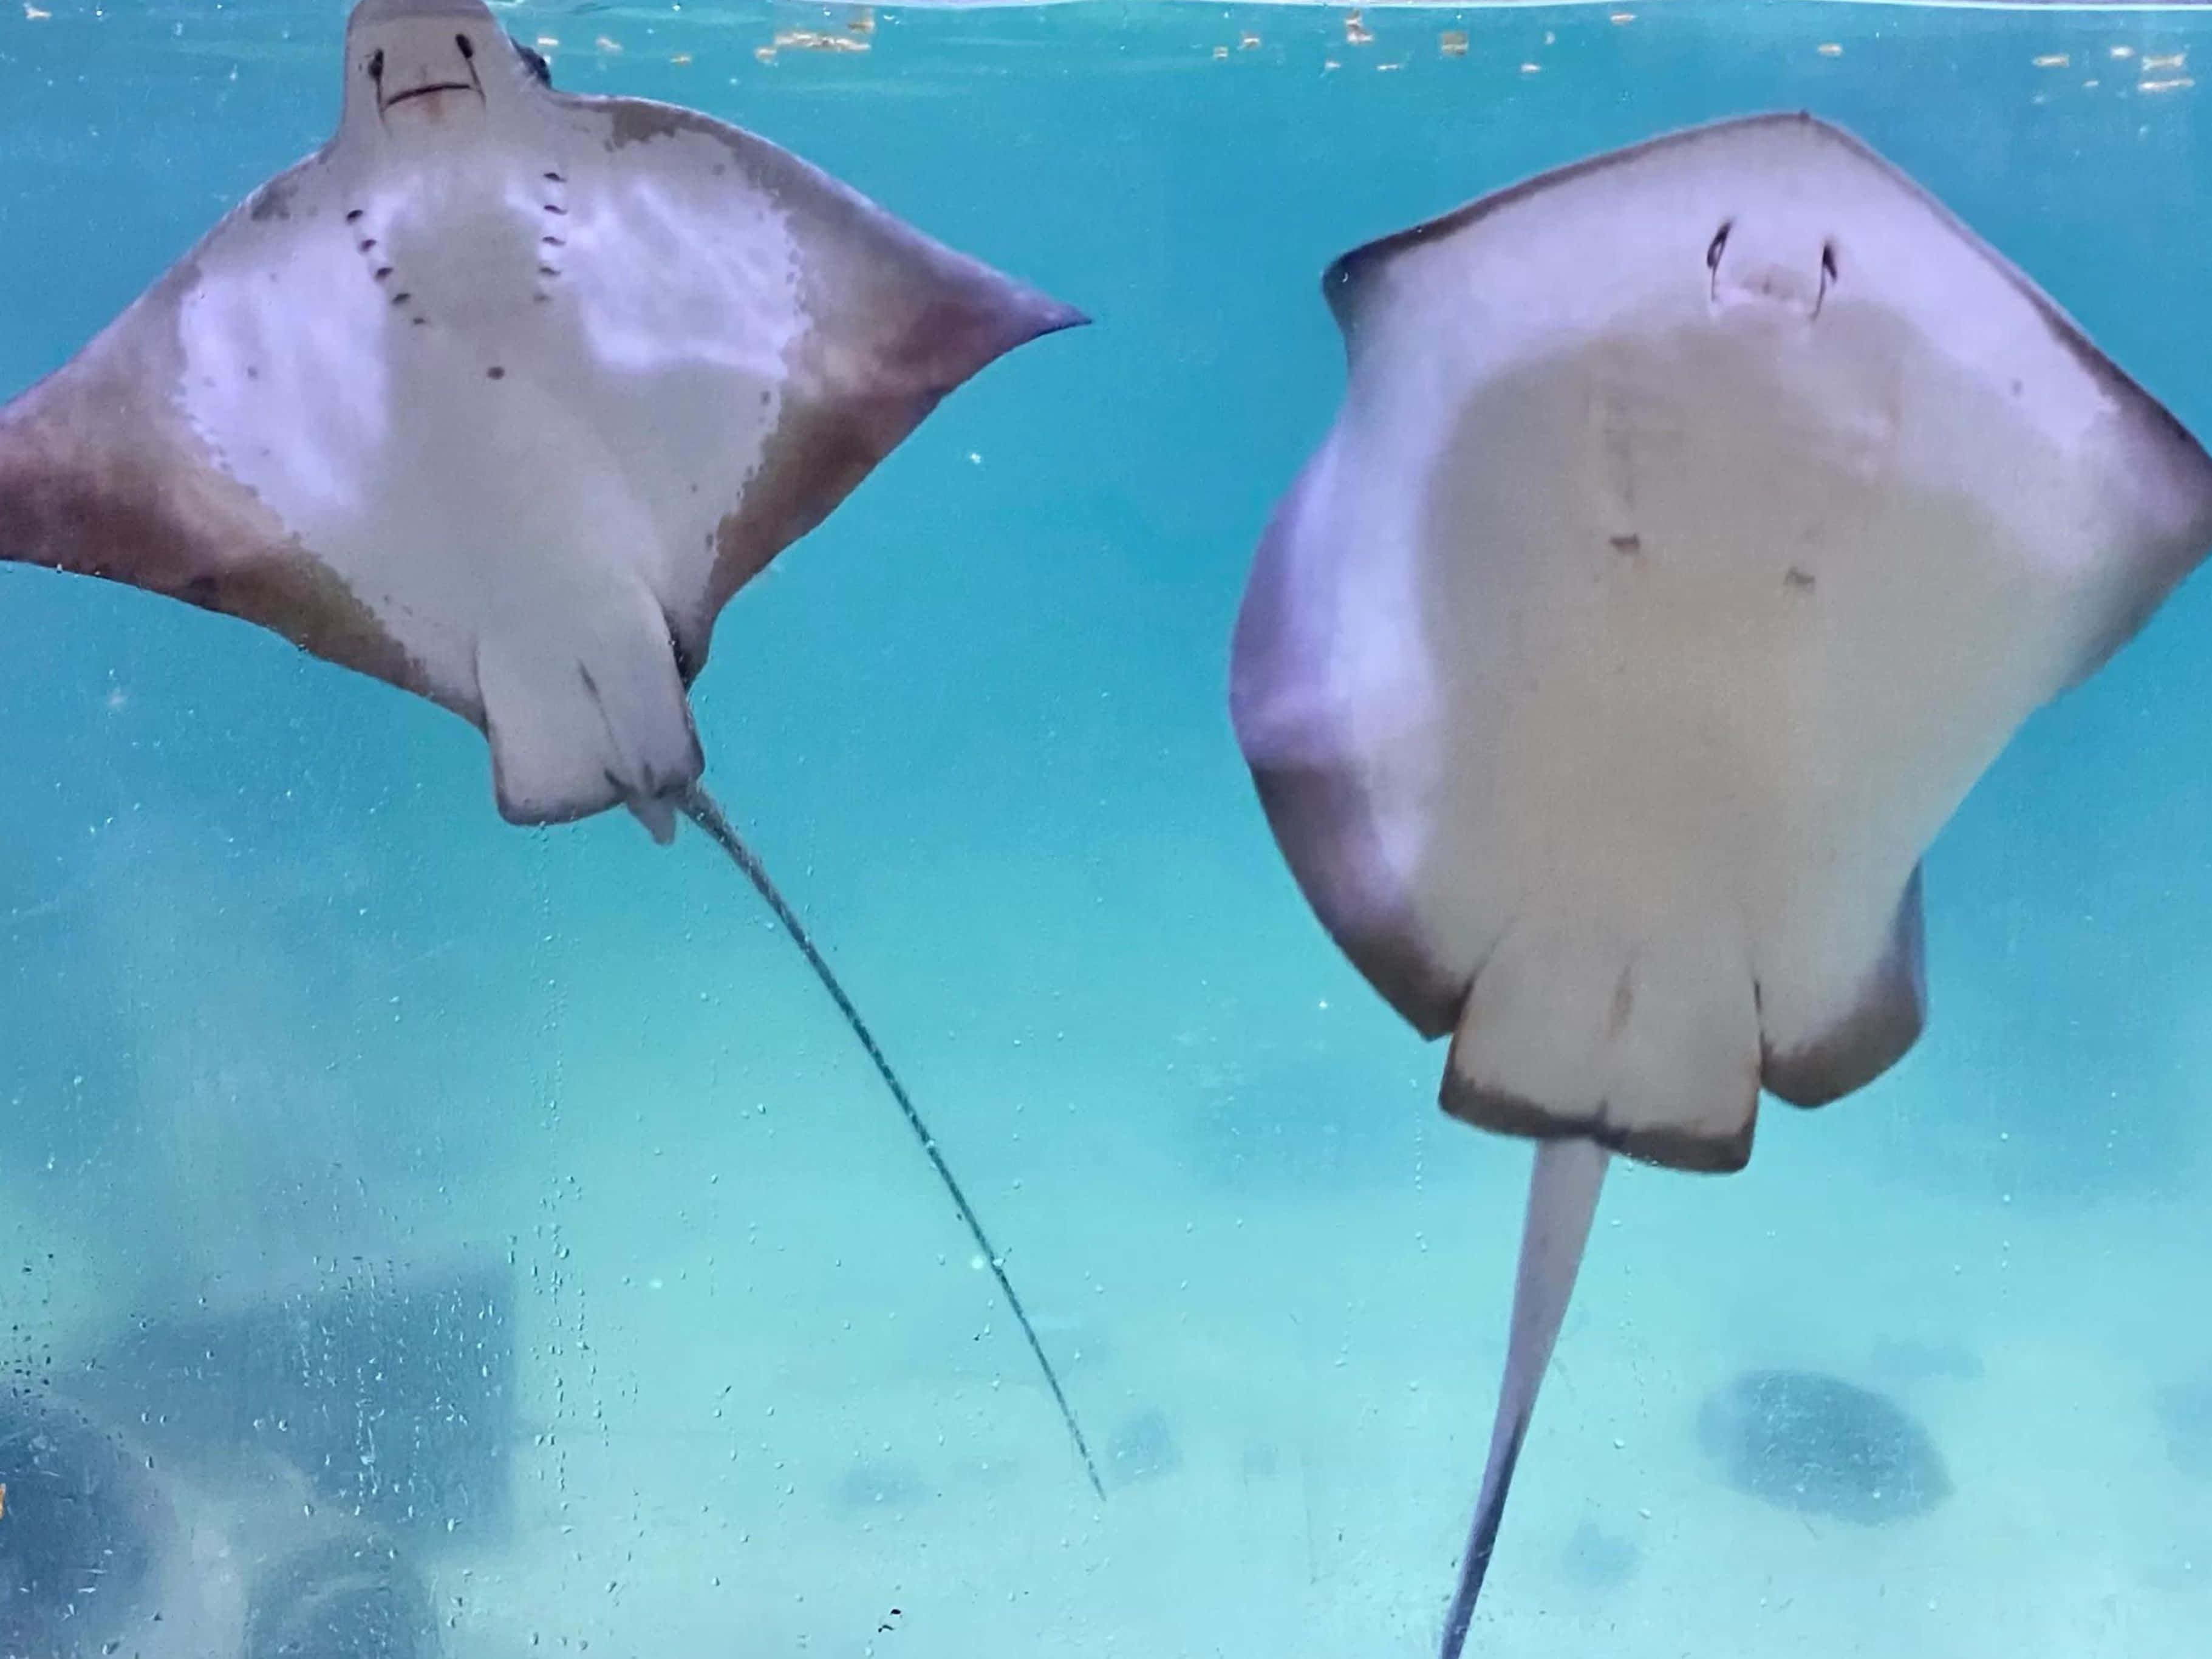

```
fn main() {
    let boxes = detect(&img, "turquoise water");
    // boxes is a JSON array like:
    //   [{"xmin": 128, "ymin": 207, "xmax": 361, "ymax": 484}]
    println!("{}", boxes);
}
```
[{"xmin": 2, "ymin": 1, "xmax": 2211, "ymax": 1654}]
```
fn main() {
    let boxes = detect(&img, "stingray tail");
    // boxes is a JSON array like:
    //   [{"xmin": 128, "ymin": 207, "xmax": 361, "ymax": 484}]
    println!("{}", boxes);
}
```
[
  {"xmin": 1439, "ymin": 1136, "xmax": 1610, "ymax": 1659},
  {"xmin": 678, "ymin": 783, "xmax": 1105, "ymax": 1503}
]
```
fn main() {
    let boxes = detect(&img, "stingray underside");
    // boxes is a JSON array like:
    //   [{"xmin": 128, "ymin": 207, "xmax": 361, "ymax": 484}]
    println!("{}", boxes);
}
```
[
  {"xmin": 0, "ymin": 92, "xmax": 1082, "ymax": 837},
  {"xmin": 584, "ymin": 103, "xmax": 1092, "ymax": 651},
  {"xmin": 1231, "ymin": 112, "xmax": 2212, "ymax": 1173},
  {"xmin": 459, "ymin": 96, "xmax": 1088, "ymax": 832}
]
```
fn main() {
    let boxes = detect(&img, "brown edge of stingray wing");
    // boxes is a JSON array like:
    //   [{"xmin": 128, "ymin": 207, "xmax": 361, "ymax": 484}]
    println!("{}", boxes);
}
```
[
  {"xmin": 1773, "ymin": 115, "xmax": 2212, "ymax": 685},
  {"xmin": 1229, "ymin": 454, "xmax": 1469, "ymax": 1044},
  {"xmin": 0, "ymin": 158, "xmax": 453, "ymax": 723},
  {"xmin": 1760, "ymin": 865, "xmax": 1928, "ymax": 1113},
  {"xmin": 570, "ymin": 95, "xmax": 1089, "ymax": 686}
]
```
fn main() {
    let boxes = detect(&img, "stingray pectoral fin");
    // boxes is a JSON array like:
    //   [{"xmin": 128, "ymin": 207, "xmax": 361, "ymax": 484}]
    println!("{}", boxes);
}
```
[
  {"xmin": 0, "ymin": 328, "xmax": 436, "ymax": 707},
  {"xmin": 1230, "ymin": 448, "xmax": 1471, "ymax": 1040},
  {"xmin": 575, "ymin": 98, "xmax": 1087, "ymax": 672},
  {"xmin": 1439, "ymin": 1137, "xmax": 1610, "ymax": 1659},
  {"xmin": 696, "ymin": 197, "xmax": 1084, "ymax": 638},
  {"xmin": 474, "ymin": 581, "xmax": 701, "ymax": 837},
  {"xmin": 1761, "ymin": 865, "xmax": 1928, "ymax": 1107},
  {"xmin": 1442, "ymin": 916, "xmax": 1762, "ymax": 1173}
]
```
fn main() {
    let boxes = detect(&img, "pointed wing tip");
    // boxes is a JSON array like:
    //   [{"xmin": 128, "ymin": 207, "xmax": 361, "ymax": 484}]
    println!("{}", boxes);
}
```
[
  {"xmin": 946, "ymin": 278, "xmax": 1086, "ymax": 377},
  {"xmin": 1019, "ymin": 292, "xmax": 1091, "ymax": 341}
]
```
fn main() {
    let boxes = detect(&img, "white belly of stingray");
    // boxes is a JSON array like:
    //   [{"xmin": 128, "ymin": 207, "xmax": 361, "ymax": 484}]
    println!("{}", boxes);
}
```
[
  {"xmin": 171, "ymin": 135, "xmax": 802, "ymax": 825},
  {"xmin": 1303, "ymin": 291, "xmax": 2106, "ymax": 1157}
]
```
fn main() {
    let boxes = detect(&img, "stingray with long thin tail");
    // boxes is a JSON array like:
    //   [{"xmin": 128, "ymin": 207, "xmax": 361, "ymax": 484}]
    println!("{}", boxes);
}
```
[
  {"xmin": 0, "ymin": 0, "xmax": 1101, "ymax": 1500},
  {"xmin": 1229, "ymin": 112, "xmax": 2212, "ymax": 1649}
]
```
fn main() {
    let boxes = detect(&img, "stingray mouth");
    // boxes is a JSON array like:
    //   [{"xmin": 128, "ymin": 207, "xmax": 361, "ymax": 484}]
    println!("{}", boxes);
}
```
[
  {"xmin": 368, "ymin": 39, "xmax": 486, "ymax": 120},
  {"xmin": 381, "ymin": 80, "xmax": 479, "ymax": 112}
]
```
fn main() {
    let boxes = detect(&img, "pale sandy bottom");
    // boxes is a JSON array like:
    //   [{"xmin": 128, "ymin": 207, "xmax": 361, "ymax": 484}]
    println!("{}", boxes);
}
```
[
  {"xmin": 394, "ymin": 953, "xmax": 2212, "ymax": 1659},
  {"xmin": 10, "ymin": 825, "xmax": 2208, "ymax": 1659}
]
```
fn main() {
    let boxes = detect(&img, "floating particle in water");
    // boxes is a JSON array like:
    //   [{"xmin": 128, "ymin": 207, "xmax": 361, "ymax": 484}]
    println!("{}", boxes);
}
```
[
  {"xmin": 2033, "ymin": 53, "xmax": 2069, "ymax": 68},
  {"xmin": 1697, "ymin": 1370, "xmax": 1951, "ymax": 1525},
  {"xmin": 2142, "ymin": 77, "xmax": 2194, "ymax": 94},
  {"xmin": 1818, "ymin": 43, "xmax": 1843, "ymax": 58},
  {"xmin": 1440, "ymin": 30, "xmax": 1468, "ymax": 57},
  {"xmin": 774, "ymin": 29, "xmax": 869, "ymax": 53},
  {"xmin": 2145, "ymin": 52, "xmax": 2185, "ymax": 71},
  {"xmin": 848, "ymin": 5, "xmax": 876, "ymax": 35},
  {"xmin": 1241, "ymin": 32, "xmax": 1261, "ymax": 50},
  {"xmin": 1610, "ymin": 10, "xmax": 1636, "ymax": 22},
  {"xmin": 1345, "ymin": 10, "xmax": 1373, "ymax": 46}
]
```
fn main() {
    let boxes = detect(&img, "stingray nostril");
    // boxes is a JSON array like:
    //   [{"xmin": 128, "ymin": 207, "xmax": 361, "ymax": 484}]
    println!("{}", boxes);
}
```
[
  {"xmin": 367, "ymin": 48, "xmax": 384, "ymax": 81},
  {"xmin": 1705, "ymin": 220, "xmax": 1732, "ymax": 273},
  {"xmin": 1821, "ymin": 240, "xmax": 1840, "ymax": 285},
  {"xmin": 456, "ymin": 33, "xmax": 475, "ymax": 59}
]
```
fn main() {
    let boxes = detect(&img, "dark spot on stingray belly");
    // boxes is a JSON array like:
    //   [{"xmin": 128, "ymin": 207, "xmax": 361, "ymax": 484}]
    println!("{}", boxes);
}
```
[
  {"xmin": 249, "ymin": 177, "xmax": 295, "ymax": 222},
  {"xmin": 1697, "ymin": 1369, "xmax": 1950, "ymax": 1525}
]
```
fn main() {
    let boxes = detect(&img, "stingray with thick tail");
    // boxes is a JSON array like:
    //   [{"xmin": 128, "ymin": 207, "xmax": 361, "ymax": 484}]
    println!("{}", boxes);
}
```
[
  {"xmin": 0, "ymin": 0, "xmax": 1102, "ymax": 1499},
  {"xmin": 1229, "ymin": 112, "xmax": 2212, "ymax": 1650}
]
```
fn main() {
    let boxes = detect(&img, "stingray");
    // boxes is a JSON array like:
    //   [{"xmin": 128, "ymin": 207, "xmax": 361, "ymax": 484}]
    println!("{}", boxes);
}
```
[
  {"xmin": 0, "ymin": 0, "xmax": 1101, "ymax": 1497},
  {"xmin": 1228, "ymin": 112, "xmax": 2212, "ymax": 1651}
]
